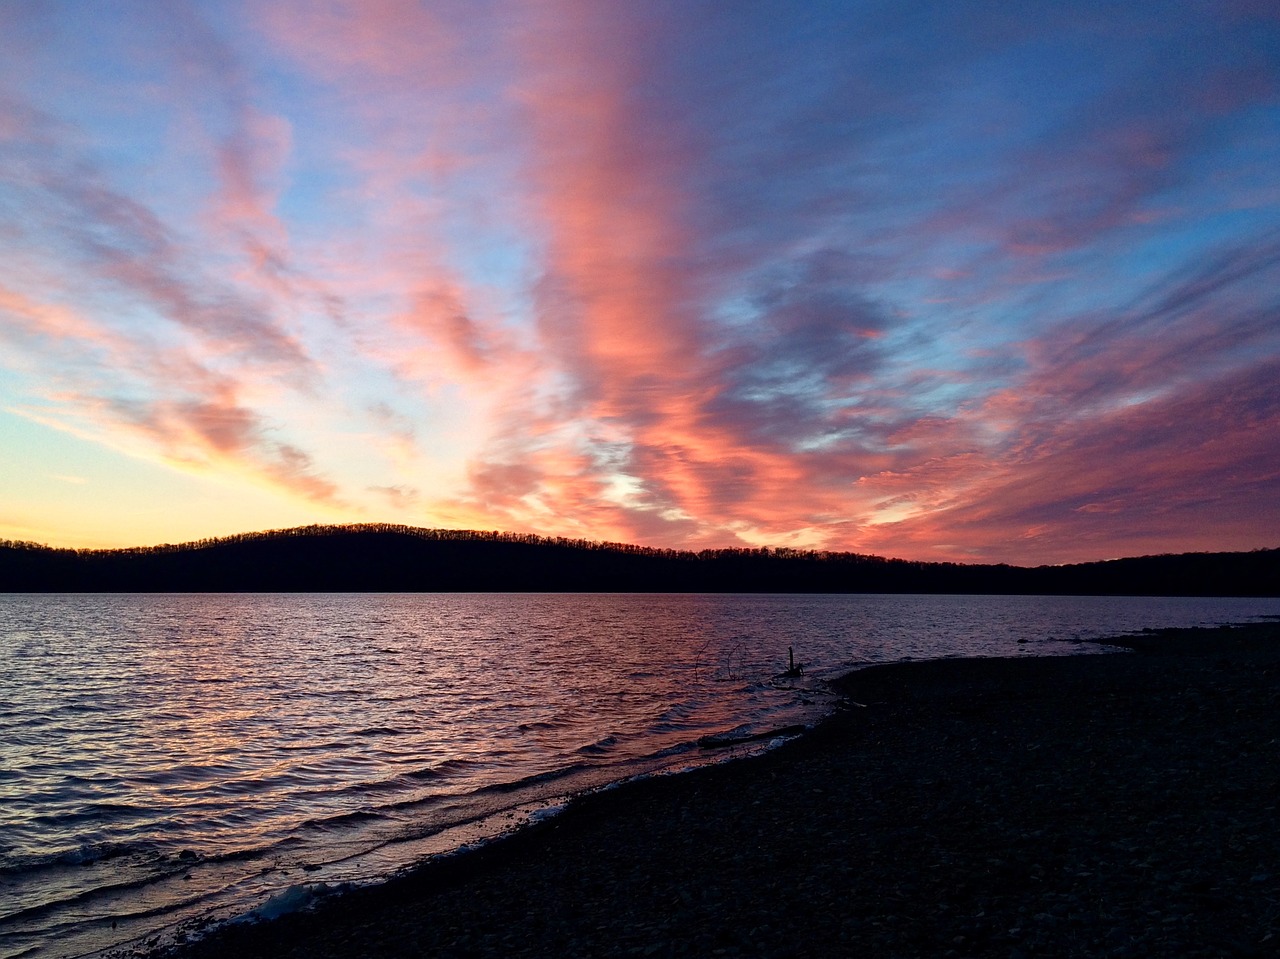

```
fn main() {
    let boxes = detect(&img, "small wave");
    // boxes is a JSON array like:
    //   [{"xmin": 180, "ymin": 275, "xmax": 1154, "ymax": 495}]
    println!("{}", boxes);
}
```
[
  {"xmin": 655, "ymin": 700, "xmax": 697, "ymax": 721},
  {"xmin": 352, "ymin": 726, "xmax": 405, "ymax": 737},
  {"xmin": 0, "ymin": 840, "xmax": 160, "ymax": 877},
  {"xmin": 297, "ymin": 809, "xmax": 389, "ymax": 833},
  {"xmin": 574, "ymin": 735, "xmax": 619, "ymax": 756},
  {"xmin": 647, "ymin": 741, "xmax": 697, "ymax": 760},
  {"xmin": 245, "ymin": 883, "xmax": 331, "ymax": 922},
  {"xmin": 649, "ymin": 719, "xmax": 698, "ymax": 735},
  {"xmin": 16, "ymin": 881, "xmax": 230, "ymax": 931},
  {"xmin": 0, "ymin": 855, "xmax": 194, "ymax": 925},
  {"xmin": 404, "ymin": 758, "xmax": 477, "ymax": 781},
  {"xmin": 527, "ymin": 803, "xmax": 566, "ymax": 824},
  {"xmin": 697, "ymin": 723, "xmax": 808, "ymax": 749},
  {"xmin": 474, "ymin": 763, "xmax": 592, "ymax": 795},
  {"xmin": 55, "ymin": 701, "xmax": 113, "ymax": 715},
  {"xmin": 127, "ymin": 764, "xmax": 236, "ymax": 786},
  {"xmin": 27, "ymin": 802, "xmax": 147, "ymax": 829},
  {"xmin": 206, "ymin": 838, "xmax": 304, "ymax": 865},
  {"xmin": 296, "ymin": 773, "xmax": 423, "ymax": 802},
  {"xmin": 279, "ymin": 740, "xmax": 346, "ymax": 753}
]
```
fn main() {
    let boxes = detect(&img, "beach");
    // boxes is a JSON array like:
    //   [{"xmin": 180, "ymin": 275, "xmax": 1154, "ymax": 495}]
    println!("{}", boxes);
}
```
[{"xmin": 143, "ymin": 622, "xmax": 1280, "ymax": 959}]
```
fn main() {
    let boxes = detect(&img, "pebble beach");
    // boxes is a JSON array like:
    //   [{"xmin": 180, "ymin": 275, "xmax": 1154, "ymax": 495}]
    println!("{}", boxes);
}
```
[{"xmin": 142, "ymin": 621, "xmax": 1280, "ymax": 959}]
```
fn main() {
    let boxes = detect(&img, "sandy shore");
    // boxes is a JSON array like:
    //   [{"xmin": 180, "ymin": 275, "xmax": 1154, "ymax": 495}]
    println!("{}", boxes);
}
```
[{"xmin": 144, "ymin": 621, "xmax": 1280, "ymax": 959}]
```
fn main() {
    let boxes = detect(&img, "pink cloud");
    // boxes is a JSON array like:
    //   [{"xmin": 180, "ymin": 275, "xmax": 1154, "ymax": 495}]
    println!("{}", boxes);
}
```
[
  {"xmin": 4, "ymin": 298, "xmax": 339, "ymax": 505},
  {"xmin": 254, "ymin": 0, "xmax": 458, "ymax": 81},
  {"xmin": 60, "ymin": 377, "xmax": 341, "ymax": 506},
  {"xmin": 0, "ymin": 90, "xmax": 338, "ymax": 510},
  {"xmin": 453, "ymin": 4, "xmax": 893, "ymax": 545},
  {"xmin": 853, "ymin": 351, "xmax": 1280, "ymax": 565},
  {"xmin": 398, "ymin": 280, "xmax": 503, "ymax": 376},
  {"xmin": 0, "ymin": 284, "xmax": 123, "ymax": 352},
  {"xmin": 2, "ymin": 101, "xmax": 313, "ymax": 375}
]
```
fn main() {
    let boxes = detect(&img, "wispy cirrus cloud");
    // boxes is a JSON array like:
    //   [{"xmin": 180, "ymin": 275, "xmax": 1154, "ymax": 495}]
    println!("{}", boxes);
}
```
[
  {"xmin": 0, "ymin": 96, "xmax": 309, "ymax": 371},
  {"xmin": 855, "ymin": 356, "xmax": 1280, "ymax": 564},
  {"xmin": 100, "ymin": 387, "xmax": 340, "ymax": 504},
  {"xmin": 0, "ymin": 6, "xmax": 339, "ymax": 509},
  {"xmin": 1, "ymin": 275, "xmax": 340, "ymax": 507},
  {"xmin": 851, "ymin": 230, "xmax": 1280, "ymax": 562}
]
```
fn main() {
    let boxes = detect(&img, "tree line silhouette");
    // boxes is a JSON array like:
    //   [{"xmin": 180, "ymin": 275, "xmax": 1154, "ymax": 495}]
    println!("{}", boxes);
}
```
[{"xmin": 1, "ymin": 524, "xmax": 1276, "ymax": 595}]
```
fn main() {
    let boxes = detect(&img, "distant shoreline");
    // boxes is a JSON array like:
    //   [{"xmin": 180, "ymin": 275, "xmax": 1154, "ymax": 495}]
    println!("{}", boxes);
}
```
[
  {"xmin": 5, "ymin": 524, "xmax": 1278, "ymax": 595},
  {"xmin": 145, "ymin": 620, "xmax": 1280, "ymax": 959}
]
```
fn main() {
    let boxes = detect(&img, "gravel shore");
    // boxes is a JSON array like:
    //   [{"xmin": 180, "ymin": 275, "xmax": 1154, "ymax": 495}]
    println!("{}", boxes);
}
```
[{"xmin": 151, "ymin": 621, "xmax": 1280, "ymax": 959}]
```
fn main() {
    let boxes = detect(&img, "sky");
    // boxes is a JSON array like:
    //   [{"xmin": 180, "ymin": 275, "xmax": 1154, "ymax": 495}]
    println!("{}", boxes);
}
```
[{"xmin": 1, "ymin": 0, "xmax": 1278, "ymax": 565}]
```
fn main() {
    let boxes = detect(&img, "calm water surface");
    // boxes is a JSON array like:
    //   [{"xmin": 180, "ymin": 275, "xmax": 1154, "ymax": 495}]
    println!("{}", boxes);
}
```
[{"xmin": 2, "ymin": 592, "xmax": 1277, "ymax": 958}]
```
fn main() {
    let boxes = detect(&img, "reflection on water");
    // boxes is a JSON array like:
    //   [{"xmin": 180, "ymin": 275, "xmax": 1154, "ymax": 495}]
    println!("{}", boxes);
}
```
[{"xmin": 1, "ymin": 591, "xmax": 1276, "ymax": 958}]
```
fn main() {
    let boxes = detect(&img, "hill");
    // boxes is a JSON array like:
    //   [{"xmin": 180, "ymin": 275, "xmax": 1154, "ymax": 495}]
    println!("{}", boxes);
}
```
[{"xmin": 0, "ymin": 524, "xmax": 1276, "ymax": 595}]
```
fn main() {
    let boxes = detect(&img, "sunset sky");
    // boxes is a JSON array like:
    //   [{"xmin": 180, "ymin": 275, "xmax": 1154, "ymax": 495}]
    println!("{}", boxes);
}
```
[{"xmin": 1, "ymin": 1, "xmax": 1277, "ymax": 565}]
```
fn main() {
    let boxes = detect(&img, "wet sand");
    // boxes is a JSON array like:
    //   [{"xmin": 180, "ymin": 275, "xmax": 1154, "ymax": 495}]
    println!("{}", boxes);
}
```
[{"xmin": 147, "ymin": 621, "xmax": 1280, "ymax": 958}]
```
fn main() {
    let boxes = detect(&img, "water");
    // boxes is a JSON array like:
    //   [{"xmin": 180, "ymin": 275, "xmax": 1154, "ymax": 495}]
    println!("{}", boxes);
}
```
[{"xmin": 1, "ymin": 592, "xmax": 1276, "ymax": 958}]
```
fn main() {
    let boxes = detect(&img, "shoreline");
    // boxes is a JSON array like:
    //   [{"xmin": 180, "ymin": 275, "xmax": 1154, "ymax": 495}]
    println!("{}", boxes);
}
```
[{"xmin": 136, "ymin": 621, "xmax": 1280, "ymax": 958}]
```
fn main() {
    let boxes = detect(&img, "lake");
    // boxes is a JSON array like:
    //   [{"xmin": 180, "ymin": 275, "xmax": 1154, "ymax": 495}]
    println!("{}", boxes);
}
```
[{"xmin": 2, "ymin": 592, "xmax": 1277, "ymax": 958}]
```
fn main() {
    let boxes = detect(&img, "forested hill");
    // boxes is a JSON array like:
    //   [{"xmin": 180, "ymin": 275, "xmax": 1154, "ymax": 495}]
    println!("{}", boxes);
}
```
[{"xmin": 1, "ymin": 525, "xmax": 1277, "ymax": 595}]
